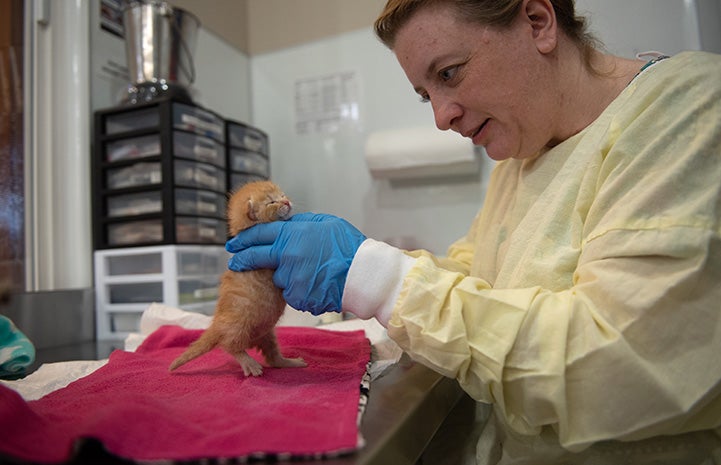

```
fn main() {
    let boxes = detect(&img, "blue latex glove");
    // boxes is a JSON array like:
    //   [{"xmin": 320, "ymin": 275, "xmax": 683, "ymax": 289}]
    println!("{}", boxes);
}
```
[{"xmin": 225, "ymin": 212, "xmax": 367, "ymax": 315}]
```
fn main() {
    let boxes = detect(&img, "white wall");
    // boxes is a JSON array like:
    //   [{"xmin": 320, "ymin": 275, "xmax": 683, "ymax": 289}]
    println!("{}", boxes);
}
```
[
  {"xmin": 576, "ymin": 0, "xmax": 721, "ymax": 56},
  {"xmin": 191, "ymin": 30, "xmax": 252, "ymax": 122},
  {"xmin": 251, "ymin": 29, "xmax": 493, "ymax": 255}
]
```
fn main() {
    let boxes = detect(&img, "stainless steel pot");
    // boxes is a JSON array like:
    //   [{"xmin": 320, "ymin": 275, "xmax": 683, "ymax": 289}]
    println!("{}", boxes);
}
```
[{"xmin": 122, "ymin": 1, "xmax": 200, "ymax": 90}]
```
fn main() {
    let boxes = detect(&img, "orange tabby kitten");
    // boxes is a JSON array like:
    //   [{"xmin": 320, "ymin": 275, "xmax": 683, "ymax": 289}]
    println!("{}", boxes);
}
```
[{"xmin": 169, "ymin": 181, "xmax": 306, "ymax": 376}]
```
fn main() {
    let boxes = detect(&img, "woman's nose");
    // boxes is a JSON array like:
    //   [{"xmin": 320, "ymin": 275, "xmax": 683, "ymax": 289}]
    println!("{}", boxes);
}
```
[{"xmin": 432, "ymin": 98, "xmax": 462, "ymax": 132}]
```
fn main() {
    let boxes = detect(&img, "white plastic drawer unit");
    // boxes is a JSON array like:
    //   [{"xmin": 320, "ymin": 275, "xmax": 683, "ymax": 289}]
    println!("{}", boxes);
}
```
[{"xmin": 94, "ymin": 245, "xmax": 229, "ymax": 340}]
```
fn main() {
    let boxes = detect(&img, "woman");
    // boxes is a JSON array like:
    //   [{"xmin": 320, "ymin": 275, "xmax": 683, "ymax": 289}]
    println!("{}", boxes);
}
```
[{"xmin": 226, "ymin": 0, "xmax": 721, "ymax": 463}]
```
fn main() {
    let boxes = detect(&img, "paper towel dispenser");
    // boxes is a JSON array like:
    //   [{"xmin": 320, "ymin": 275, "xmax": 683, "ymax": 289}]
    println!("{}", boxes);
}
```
[{"xmin": 364, "ymin": 126, "xmax": 479, "ymax": 179}]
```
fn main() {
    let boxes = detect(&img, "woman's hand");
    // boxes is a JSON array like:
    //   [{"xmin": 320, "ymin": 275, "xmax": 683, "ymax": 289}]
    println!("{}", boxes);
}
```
[{"xmin": 225, "ymin": 212, "xmax": 367, "ymax": 315}]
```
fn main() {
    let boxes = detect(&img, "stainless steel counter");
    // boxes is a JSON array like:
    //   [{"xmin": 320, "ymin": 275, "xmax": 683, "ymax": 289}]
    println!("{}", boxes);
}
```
[{"xmin": 342, "ymin": 354, "xmax": 471, "ymax": 465}]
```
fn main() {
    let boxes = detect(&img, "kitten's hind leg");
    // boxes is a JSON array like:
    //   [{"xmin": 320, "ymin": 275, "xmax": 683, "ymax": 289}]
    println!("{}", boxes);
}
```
[
  {"xmin": 235, "ymin": 350, "xmax": 264, "ymax": 377},
  {"xmin": 258, "ymin": 330, "xmax": 307, "ymax": 369}
]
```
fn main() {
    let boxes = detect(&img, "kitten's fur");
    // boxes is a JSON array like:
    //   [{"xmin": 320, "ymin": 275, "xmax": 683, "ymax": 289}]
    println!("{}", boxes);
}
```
[{"xmin": 169, "ymin": 181, "xmax": 306, "ymax": 376}]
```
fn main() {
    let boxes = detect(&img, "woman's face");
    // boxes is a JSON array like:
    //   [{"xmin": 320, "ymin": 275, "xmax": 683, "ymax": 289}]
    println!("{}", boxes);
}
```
[{"xmin": 393, "ymin": 2, "xmax": 561, "ymax": 160}]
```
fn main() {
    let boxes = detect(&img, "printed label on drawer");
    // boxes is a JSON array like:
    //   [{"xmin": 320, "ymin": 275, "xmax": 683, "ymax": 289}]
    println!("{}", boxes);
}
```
[
  {"xmin": 175, "ymin": 189, "xmax": 222, "ymax": 216},
  {"xmin": 108, "ymin": 220, "xmax": 163, "ymax": 245},
  {"xmin": 195, "ymin": 168, "xmax": 218, "ymax": 189},
  {"xmin": 107, "ymin": 192, "xmax": 162, "ymax": 217},
  {"xmin": 231, "ymin": 150, "xmax": 270, "ymax": 176},
  {"xmin": 176, "ymin": 161, "xmax": 224, "ymax": 191},
  {"xmin": 199, "ymin": 226, "xmax": 217, "ymax": 238},
  {"xmin": 197, "ymin": 191, "xmax": 220, "ymax": 215},
  {"xmin": 107, "ymin": 162, "xmax": 162, "ymax": 190},
  {"xmin": 242, "ymin": 134, "xmax": 264, "ymax": 152},
  {"xmin": 198, "ymin": 202, "xmax": 218, "ymax": 214},
  {"xmin": 229, "ymin": 123, "xmax": 268, "ymax": 153},
  {"xmin": 106, "ymin": 134, "xmax": 161, "ymax": 162},
  {"xmin": 194, "ymin": 141, "xmax": 218, "ymax": 159},
  {"xmin": 181, "ymin": 114, "xmax": 223, "ymax": 135},
  {"xmin": 105, "ymin": 108, "xmax": 159, "ymax": 135}
]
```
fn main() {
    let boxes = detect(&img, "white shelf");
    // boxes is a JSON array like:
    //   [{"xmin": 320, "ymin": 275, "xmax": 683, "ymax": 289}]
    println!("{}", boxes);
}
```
[{"xmin": 94, "ymin": 245, "xmax": 228, "ymax": 340}]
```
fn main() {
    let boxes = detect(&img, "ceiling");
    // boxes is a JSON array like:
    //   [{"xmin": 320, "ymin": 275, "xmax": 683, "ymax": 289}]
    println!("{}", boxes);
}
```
[{"xmin": 169, "ymin": 0, "xmax": 386, "ymax": 55}]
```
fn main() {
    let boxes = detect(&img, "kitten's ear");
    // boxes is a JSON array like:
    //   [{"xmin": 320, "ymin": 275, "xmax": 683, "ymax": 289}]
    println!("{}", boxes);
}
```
[{"xmin": 246, "ymin": 199, "xmax": 258, "ymax": 221}]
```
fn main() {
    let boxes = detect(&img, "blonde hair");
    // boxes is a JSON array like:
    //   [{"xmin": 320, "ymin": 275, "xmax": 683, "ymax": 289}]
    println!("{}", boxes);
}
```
[{"xmin": 374, "ymin": 0, "xmax": 601, "ymax": 72}]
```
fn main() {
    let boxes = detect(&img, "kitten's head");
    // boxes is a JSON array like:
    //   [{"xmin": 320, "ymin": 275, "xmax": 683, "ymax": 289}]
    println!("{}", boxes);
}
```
[{"xmin": 227, "ymin": 181, "xmax": 292, "ymax": 235}]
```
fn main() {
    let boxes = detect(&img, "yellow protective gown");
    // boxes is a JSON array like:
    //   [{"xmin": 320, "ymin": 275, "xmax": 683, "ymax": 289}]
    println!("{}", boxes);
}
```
[{"xmin": 345, "ymin": 51, "xmax": 721, "ymax": 462}]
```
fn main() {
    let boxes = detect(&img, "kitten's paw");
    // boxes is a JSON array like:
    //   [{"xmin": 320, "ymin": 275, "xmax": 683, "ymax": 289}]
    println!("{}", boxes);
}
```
[{"xmin": 239, "ymin": 356, "xmax": 264, "ymax": 377}]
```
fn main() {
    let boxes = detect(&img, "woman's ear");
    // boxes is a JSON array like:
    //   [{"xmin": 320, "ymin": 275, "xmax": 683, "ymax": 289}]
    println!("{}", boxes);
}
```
[{"xmin": 522, "ymin": 0, "xmax": 558, "ymax": 54}]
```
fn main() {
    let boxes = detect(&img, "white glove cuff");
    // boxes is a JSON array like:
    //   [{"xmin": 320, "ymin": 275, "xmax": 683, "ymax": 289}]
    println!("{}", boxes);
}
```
[{"xmin": 341, "ymin": 238, "xmax": 416, "ymax": 326}]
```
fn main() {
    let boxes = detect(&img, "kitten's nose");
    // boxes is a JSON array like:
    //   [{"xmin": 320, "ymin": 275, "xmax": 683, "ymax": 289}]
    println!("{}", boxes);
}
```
[{"xmin": 279, "ymin": 199, "xmax": 292, "ymax": 217}]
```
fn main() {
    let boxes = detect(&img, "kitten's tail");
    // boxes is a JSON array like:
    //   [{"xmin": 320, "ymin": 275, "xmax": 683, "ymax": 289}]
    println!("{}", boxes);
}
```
[{"xmin": 169, "ymin": 330, "xmax": 220, "ymax": 371}]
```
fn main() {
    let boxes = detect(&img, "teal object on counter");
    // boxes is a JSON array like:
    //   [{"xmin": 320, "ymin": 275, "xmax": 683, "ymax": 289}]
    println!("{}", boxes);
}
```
[{"xmin": 0, "ymin": 315, "xmax": 35, "ymax": 380}]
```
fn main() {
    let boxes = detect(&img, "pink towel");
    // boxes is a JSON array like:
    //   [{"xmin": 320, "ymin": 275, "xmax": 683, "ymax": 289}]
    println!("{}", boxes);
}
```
[{"xmin": 0, "ymin": 325, "xmax": 371, "ymax": 463}]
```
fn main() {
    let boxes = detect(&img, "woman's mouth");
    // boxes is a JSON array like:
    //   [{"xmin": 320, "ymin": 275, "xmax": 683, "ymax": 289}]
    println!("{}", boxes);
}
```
[{"xmin": 469, "ymin": 119, "xmax": 489, "ymax": 145}]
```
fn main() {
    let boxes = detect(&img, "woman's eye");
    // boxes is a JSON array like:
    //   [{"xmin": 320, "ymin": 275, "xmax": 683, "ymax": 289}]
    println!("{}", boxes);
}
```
[
  {"xmin": 418, "ymin": 92, "xmax": 430, "ymax": 103},
  {"xmin": 439, "ymin": 65, "xmax": 459, "ymax": 82}
]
